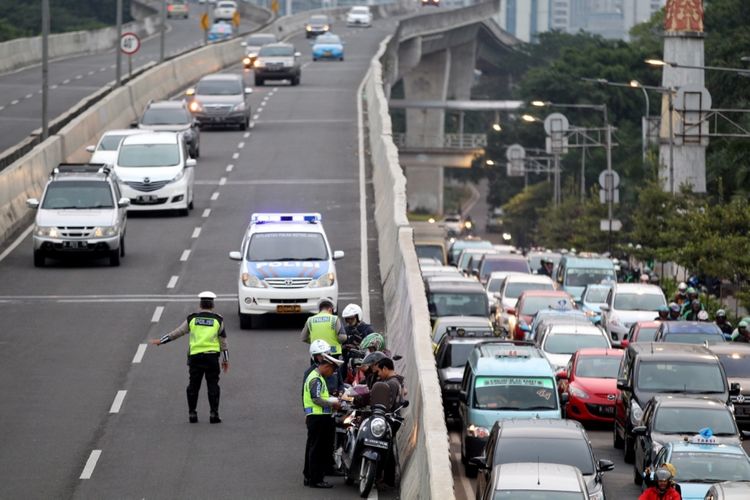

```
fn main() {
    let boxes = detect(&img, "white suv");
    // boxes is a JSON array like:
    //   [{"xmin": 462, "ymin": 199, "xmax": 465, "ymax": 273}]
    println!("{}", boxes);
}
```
[
  {"xmin": 213, "ymin": 0, "xmax": 237, "ymax": 21},
  {"xmin": 229, "ymin": 213, "xmax": 344, "ymax": 329},
  {"xmin": 113, "ymin": 132, "xmax": 195, "ymax": 215}
]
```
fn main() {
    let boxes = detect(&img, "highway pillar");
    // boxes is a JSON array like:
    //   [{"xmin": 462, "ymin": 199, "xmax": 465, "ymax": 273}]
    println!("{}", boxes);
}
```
[{"xmin": 447, "ymin": 40, "xmax": 476, "ymax": 100}]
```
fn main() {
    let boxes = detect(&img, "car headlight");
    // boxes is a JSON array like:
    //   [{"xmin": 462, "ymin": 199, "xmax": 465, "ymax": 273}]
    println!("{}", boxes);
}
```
[
  {"xmin": 241, "ymin": 272, "xmax": 266, "ymax": 288},
  {"xmin": 255, "ymin": 60, "xmax": 265, "ymax": 68},
  {"xmin": 248, "ymin": 51, "xmax": 257, "ymax": 58},
  {"xmin": 323, "ymin": 24, "xmax": 329, "ymax": 30},
  {"xmin": 242, "ymin": 57, "xmax": 252, "ymax": 65},
  {"xmin": 610, "ymin": 315, "xmax": 622, "ymax": 327},
  {"xmin": 93, "ymin": 225, "xmax": 118, "ymax": 238},
  {"xmin": 34, "ymin": 226, "xmax": 59, "ymax": 237},
  {"xmin": 569, "ymin": 386, "xmax": 590, "ymax": 399},
  {"xmin": 233, "ymin": 102, "xmax": 246, "ymax": 111},
  {"xmin": 630, "ymin": 400, "xmax": 643, "ymax": 425},
  {"xmin": 370, "ymin": 417, "xmax": 387, "ymax": 438},
  {"xmin": 305, "ymin": 25, "xmax": 312, "ymax": 31},
  {"xmin": 467, "ymin": 424, "xmax": 489, "ymax": 438},
  {"xmin": 308, "ymin": 272, "xmax": 335, "ymax": 288},
  {"xmin": 171, "ymin": 169, "xmax": 185, "ymax": 183},
  {"xmin": 589, "ymin": 490, "xmax": 605, "ymax": 500},
  {"xmin": 189, "ymin": 101, "xmax": 202, "ymax": 112}
]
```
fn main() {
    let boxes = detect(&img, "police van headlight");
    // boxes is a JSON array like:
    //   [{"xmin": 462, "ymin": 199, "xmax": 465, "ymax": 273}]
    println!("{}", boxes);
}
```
[
  {"xmin": 93, "ymin": 225, "xmax": 119, "ymax": 238},
  {"xmin": 370, "ymin": 417, "xmax": 387, "ymax": 438},
  {"xmin": 241, "ymin": 272, "xmax": 266, "ymax": 288},
  {"xmin": 308, "ymin": 272, "xmax": 335, "ymax": 288},
  {"xmin": 35, "ymin": 226, "xmax": 60, "ymax": 238}
]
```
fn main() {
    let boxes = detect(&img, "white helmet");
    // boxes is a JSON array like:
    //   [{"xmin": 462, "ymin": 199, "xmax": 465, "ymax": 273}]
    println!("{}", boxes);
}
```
[
  {"xmin": 309, "ymin": 339, "xmax": 332, "ymax": 360},
  {"xmin": 678, "ymin": 282, "xmax": 688, "ymax": 292},
  {"xmin": 342, "ymin": 303, "xmax": 363, "ymax": 320}
]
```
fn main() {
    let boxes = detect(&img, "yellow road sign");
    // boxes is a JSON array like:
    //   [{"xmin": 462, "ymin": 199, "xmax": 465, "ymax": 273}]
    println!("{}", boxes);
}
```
[
  {"xmin": 232, "ymin": 11, "xmax": 241, "ymax": 27},
  {"xmin": 200, "ymin": 13, "xmax": 210, "ymax": 31},
  {"xmin": 271, "ymin": 0, "xmax": 279, "ymax": 13}
]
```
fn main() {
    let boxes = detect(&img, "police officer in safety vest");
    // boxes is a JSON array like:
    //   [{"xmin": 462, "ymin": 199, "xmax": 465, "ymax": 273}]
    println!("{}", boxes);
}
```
[
  {"xmin": 302, "ymin": 352, "xmax": 343, "ymax": 489},
  {"xmin": 151, "ymin": 291, "xmax": 229, "ymax": 424},
  {"xmin": 300, "ymin": 298, "xmax": 347, "ymax": 356}
]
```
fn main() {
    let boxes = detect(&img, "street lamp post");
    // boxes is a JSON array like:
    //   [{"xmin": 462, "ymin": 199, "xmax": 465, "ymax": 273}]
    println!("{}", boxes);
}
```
[
  {"xmin": 41, "ymin": 0, "xmax": 50, "ymax": 140},
  {"xmin": 116, "ymin": 0, "xmax": 123, "ymax": 85}
]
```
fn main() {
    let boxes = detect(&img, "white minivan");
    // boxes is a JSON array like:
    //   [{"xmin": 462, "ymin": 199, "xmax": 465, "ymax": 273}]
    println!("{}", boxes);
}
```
[{"xmin": 113, "ymin": 132, "xmax": 195, "ymax": 216}]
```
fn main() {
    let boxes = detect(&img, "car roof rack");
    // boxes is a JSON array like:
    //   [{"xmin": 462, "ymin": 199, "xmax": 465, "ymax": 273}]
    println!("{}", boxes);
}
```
[{"xmin": 51, "ymin": 163, "xmax": 110, "ymax": 177}]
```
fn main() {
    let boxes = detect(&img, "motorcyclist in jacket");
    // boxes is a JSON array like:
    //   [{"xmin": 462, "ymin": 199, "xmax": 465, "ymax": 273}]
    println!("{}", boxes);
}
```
[
  {"xmin": 715, "ymin": 309, "xmax": 733, "ymax": 335},
  {"xmin": 732, "ymin": 321, "xmax": 750, "ymax": 343},
  {"xmin": 639, "ymin": 466, "xmax": 681, "ymax": 500},
  {"xmin": 537, "ymin": 258, "xmax": 554, "ymax": 277},
  {"xmin": 654, "ymin": 305, "xmax": 669, "ymax": 322},
  {"xmin": 667, "ymin": 303, "xmax": 681, "ymax": 321},
  {"xmin": 682, "ymin": 299, "xmax": 705, "ymax": 321},
  {"xmin": 680, "ymin": 288, "xmax": 701, "ymax": 316},
  {"xmin": 673, "ymin": 282, "xmax": 688, "ymax": 307}
]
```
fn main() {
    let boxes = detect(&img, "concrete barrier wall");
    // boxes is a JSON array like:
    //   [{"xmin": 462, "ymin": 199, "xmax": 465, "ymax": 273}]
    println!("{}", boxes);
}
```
[{"xmin": 364, "ymin": 35, "xmax": 455, "ymax": 499}]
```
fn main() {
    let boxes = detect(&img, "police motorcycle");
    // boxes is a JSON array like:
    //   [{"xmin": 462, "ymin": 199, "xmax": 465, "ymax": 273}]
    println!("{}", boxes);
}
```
[{"xmin": 341, "ymin": 382, "xmax": 409, "ymax": 497}]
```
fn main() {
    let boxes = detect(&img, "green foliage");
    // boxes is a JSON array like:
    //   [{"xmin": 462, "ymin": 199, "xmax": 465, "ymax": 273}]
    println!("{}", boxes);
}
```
[{"xmin": 500, "ymin": 181, "xmax": 551, "ymax": 248}]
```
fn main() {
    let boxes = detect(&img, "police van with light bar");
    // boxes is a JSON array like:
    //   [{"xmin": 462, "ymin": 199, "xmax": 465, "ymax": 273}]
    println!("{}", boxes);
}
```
[{"xmin": 229, "ymin": 213, "xmax": 344, "ymax": 329}]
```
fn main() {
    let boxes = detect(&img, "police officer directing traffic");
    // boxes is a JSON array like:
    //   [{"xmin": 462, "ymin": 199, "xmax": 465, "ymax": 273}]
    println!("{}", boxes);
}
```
[
  {"xmin": 150, "ymin": 291, "xmax": 229, "ymax": 424},
  {"xmin": 301, "ymin": 298, "xmax": 347, "ymax": 356}
]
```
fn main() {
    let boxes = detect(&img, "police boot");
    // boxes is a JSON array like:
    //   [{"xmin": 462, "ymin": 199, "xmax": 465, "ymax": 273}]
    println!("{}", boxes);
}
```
[
  {"xmin": 210, "ymin": 411, "xmax": 222, "ymax": 424},
  {"xmin": 189, "ymin": 411, "xmax": 198, "ymax": 423}
]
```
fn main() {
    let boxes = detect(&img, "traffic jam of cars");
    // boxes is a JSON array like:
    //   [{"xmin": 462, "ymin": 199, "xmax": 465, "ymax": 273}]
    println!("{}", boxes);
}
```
[{"xmin": 416, "ymin": 214, "xmax": 750, "ymax": 499}]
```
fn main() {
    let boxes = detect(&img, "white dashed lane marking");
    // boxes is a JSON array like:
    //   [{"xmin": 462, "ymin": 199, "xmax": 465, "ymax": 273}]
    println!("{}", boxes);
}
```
[
  {"xmin": 79, "ymin": 450, "xmax": 102, "ymax": 479},
  {"xmin": 232, "ymin": 152, "xmax": 239, "ymax": 160},
  {"xmin": 192, "ymin": 227, "xmax": 201, "ymax": 238},
  {"xmin": 243, "ymin": 132, "xmax": 250, "ymax": 138},
  {"xmin": 237, "ymin": 142, "xmax": 245, "ymax": 149},
  {"xmin": 10, "ymin": 100, "xmax": 18, "ymax": 105},
  {"xmin": 151, "ymin": 306, "xmax": 164, "ymax": 323},
  {"xmin": 63, "ymin": 79, "xmax": 70, "ymax": 84},
  {"xmin": 109, "ymin": 390, "xmax": 127, "ymax": 413},
  {"xmin": 166, "ymin": 276, "xmax": 179, "ymax": 289},
  {"xmin": 132, "ymin": 344, "xmax": 147, "ymax": 363},
  {"xmin": 211, "ymin": 192, "xmax": 220, "ymax": 201},
  {"xmin": 226, "ymin": 164, "xmax": 234, "ymax": 172},
  {"xmin": 219, "ymin": 177, "xmax": 227, "ymax": 185},
  {"xmin": 25, "ymin": 94, "xmax": 32, "ymax": 99},
  {"xmin": 180, "ymin": 249, "xmax": 191, "ymax": 262},
  {"xmin": 202, "ymin": 208, "xmax": 211, "ymax": 218}
]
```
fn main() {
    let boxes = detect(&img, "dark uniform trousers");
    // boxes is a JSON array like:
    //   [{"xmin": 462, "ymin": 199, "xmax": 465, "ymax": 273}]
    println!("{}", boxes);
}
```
[
  {"xmin": 187, "ymin": 352, "xmax": 221, "ymax": 413},
  {"xmin": 304, "ymin": 414, "xmax": 335, "ymax": 484}
]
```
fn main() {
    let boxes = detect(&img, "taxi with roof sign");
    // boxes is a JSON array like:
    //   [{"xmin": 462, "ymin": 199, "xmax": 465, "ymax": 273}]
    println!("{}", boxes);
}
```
[
  {"xmin": 229, "ymin": 213, "xmax": 344, "ymax": 329},
  {"xmin": 458, "ymin": 340, "xmax": 565, "ymax": 477},
  {"xmin": 641, "ymin": 428, "xmax": 750, "ymax": 499}
]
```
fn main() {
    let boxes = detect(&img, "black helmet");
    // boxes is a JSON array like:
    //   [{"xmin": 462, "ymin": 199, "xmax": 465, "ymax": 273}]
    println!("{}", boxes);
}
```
[{"xmin": 362, "ymin": 351, "xmax": 388, "ymax": 366}]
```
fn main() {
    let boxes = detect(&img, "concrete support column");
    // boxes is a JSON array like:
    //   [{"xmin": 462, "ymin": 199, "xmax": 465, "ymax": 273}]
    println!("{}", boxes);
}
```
[
  {"xmin": 405, "ymin": 166, "xmax": 444, "ymax": 217},
  {"xmin": 447, "ymin": 40, "xmax": 476, "ymax": 100}
]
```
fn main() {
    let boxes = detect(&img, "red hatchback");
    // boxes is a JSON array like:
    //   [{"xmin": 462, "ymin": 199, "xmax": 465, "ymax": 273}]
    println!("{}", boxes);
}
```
[
  {"xmin": 556, "ymin": 348, "xmax": 623, "ymax": 423},
  {"xmin": 511, "ymin": 289, "xmax": 575, "ymax": 340},
  {"xmin": 620, "ymin": 320, "xmax": 660, "ymax": 348}
]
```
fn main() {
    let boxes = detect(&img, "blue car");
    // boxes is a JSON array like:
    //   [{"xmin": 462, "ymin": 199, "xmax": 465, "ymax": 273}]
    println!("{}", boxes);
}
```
[
  {"xmin": 642, "ymin": 431, "xmax": 750, "ymax": 499},
  {"xmin": 312, "ymin": 33, "xmax": 344, "ymax": 61},
  {"xmin": 208, "ymin": 21, "xmax": 233, "ymax": 43},
  {"xmin": 580, "ymin": 283, "xmax": 612, "ymax": 325}
]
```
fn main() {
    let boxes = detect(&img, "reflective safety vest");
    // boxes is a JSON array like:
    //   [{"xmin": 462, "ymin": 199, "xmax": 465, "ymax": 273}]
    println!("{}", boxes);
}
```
[
  {"xmin": 187, "ymin": 312, "xmax": 222, "ymax": 355},
  {"xmin": 303, "ymin": 369, "xmax": 331, "ymax": 416},
  {"xmin": 307, "ymin": 312, "xmax": 341, "ymax": 354}
]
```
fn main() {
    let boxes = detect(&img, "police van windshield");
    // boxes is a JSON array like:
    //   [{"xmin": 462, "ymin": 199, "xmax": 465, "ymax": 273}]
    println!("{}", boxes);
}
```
[
  {"xmin": 564, "ymin": 268, "xmax": 616, "ymax": 287},
  {"xmin": 42, "ymin": 181, "xmax": 114, "ymax": 209},
  {"xmin": 636, "ymin": 362, "xmax": 725, "ymax": 393},
  {"xmin": 473, "ymin": 376, "xmax": 558, "ymax": 411},
  {"xmin": 246, "ymin": 232, "xmax": 328, "ymax": 261}
]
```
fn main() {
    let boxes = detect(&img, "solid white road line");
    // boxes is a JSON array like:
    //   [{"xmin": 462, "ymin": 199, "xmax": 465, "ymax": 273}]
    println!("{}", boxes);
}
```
[
  {"xmin": 356, "ymin": 62, "xmax": 371, "ymax": 320},
  {"xmin": 132, "ymin": 344, "xmax": 147, "ymax": 363},
  {"xmin": 202, "ymin": 208, "xmax": 211, "ymax": 218},
  {"xmin": 192, "ymin": 227, "xmax": 202, "ymax": 238},
  {"xmin": 79, "ymin": 450, "xmax": 102, "ymax": 479},
  {"xmin": 210, "ymin": 192, "xmax": 219, "ymax": 201},
  {"xmin": 167, "ymin": 276, "xmax": 179, "ymax": 289},
  {"xmin": 257, "ymin": 119, "xmax": 355, "ymax": 124},
  {"xmin": 109, "ymin": 390, "xmax": 127, "ymax": 413},
  {"xmin": 180, "ymin": 249, "xmax": 191, "ymax": 262},
  {"xmin": 151, "ymin": 306, "xmax": 164, "ymax": 323},
  {"xmin": 0, "ymin": 225, "xmax": 32, "ymax": 263}
]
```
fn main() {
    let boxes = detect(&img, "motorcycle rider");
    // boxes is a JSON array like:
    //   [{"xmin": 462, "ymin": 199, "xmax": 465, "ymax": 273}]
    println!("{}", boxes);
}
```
[
  {"xmin": 360, "ymin": 332, "xmax": 390, "ymax": 356},
  {"xmin": 682, "ymin": 299, "xmax": 704, "ymax": 321},
  {"xmin": 715, "ymin": 309, "xmax": 734, "ymax": 335},
  {"xmin": 654, "ymin": 305, "xmax": 669, "ymax": 321},
  {"xmin": 674, "ymin": 282, "xmax": 688, "ymax": 306},
  {"xmin": 537, "ymin": 258, "xmax": 554, "ymax": 277},
  {"xmin": 639, "ymin": 466, "xmax": 681, "ymax": 500},
  {"xmin": 680, "ymin": 287, "xmax": 701, "ymax": 316},
  {"xmin": 668, "ymin": 302, "xmax": 681, "ymax": 321},
  {"xmin": 341, "ymin": 304, "xmax": 374, "ymax": 345},
  {"xmin": 732, "ymin": 321, "xmax": 750, "ymax": 343}
]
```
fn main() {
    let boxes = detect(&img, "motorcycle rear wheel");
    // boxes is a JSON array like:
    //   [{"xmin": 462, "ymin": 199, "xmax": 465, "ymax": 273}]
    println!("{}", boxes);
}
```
[{"xmin": 358, "ymin": 458, "xmax": 376, "ymax": 497}]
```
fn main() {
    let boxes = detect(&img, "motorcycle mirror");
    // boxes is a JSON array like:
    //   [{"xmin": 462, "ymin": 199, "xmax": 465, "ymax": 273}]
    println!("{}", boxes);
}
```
[{"xmin": 393, "ymin": 355, "xmax": 403, "ymax": 361}]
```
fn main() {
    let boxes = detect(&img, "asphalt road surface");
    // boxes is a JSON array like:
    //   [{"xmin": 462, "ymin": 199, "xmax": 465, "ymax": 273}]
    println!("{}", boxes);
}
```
[
  {"xmin": 0, "ymin": 19, "xmax": 397, "ymax": 499},
  {"xmin": 0, "ymin": 7, "xmax": 256, "ymax": 155}
]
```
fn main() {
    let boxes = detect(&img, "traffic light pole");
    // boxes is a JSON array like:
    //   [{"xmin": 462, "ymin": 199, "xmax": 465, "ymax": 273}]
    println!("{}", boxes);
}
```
[{"xmin": 116, "ymin": 0, "xmax": 122, "ymax": 85}]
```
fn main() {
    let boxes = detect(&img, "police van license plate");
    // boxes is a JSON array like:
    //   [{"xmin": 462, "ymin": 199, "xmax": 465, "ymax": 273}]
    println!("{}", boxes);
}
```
[
  {"xmin": 364, "ymin": 438, "xmax": 389, "ymax": 449},
  {"xmin": 277, "ymin": 305, "xmax": 301, "ymax": 313}
]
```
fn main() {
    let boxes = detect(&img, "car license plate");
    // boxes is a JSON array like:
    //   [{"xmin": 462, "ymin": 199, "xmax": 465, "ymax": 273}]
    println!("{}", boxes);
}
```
[
  {"xmin": 137, "ymin": 195, "xmax": 158, "ymax": 203},
  {"xmin": 63, "ymin": 241, "xmax": 86, "ymax": 249},
  {"xmin": 364, "ymin": 438, "xmax": 389, "ymax": 449},
  {"xmin": 276, "ymin": 305, "xmax": 301, "ymax": 313},
  {"xmin": 324, "ymin": 50, "xmax": 332, "ymax": 55},
  {"xmin": 602, "ymin": 406, "xmax": 615, "ymax": 415}
]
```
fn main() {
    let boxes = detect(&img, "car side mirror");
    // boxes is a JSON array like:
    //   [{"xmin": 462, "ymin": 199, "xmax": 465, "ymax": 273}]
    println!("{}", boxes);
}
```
[
  {"xmin": 117, "ymin": 197, "xmax": 130, "ymax": 208},
  {"xmin": 458, "ymin": 390, "xmax": 467, "ymax": 403},
  {"xmin": 186, "ymin": 158, "xmax": 197, "ymax": 167},
  {"xmin": 616, "ymin": 378, "xmax": 630, "ymax": 391},
  {"xmin": 556, "ymin": 369, "xmax": 568, "ymax": 380},
  {"xmin": 86, "ymin": 145, "xmax": 96, "ymax": 153},
  {"xmin": 597, "ymin": 459, "xmax": 615, "ymax": 472},
  {"xmin": 620, "ymin": 339, "xmax": 630, "ymax": 348},
  {"xmin": 294, "ymin": 51, "xmax": 301, "ymax": 57},
  {"xmin": 600, "ymin": 304, "xmax": 610, "ymax": 312},
  {"xmin": 229, "ymin": 251, "xmax": 242, "ymax": 261},
  {"xmin": 333, "ymin": 250, "xmax": 345, "ymax": 260},
  {"xmin": 741, "ymin": 430, "xmax": 750, "ymax": 440},
  {"xmin": 26, "ymin": 198, "xmax": 40, "ymax": 209},
  {"xmin": 244, "ymin": 87, "xmax": 253, "ymax": 94},
  {"xmin": 632, "ymin": 426, "xmax": 647, "ymax": 436},
  {"xmin": 731, "ymin": 382, "xmax": 741, "ymax": 396},
  {"xmin": 469, "ymin": 456, "xmax": 488, "ymax": 470},
  {"xmin": 130, "ymin": 121, "xmax": 138, "ymax": 128}
]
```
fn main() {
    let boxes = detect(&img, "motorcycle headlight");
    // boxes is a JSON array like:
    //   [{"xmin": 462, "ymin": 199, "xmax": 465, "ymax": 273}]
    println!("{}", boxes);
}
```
[
  {"xmin": 241, "ymin": 272, "xmax": 266, "ymax": 288},
  {"xmin": 34, "ymin": 226, "xmax": 59, "ymax": 238},
  {"xmin": 569, "ymin": 386, "xmax": 590, "ymax": 400},
  {"xmin": 189, "ymin": 101, "xmax": 202, "ymax": 113},
  {"xmin": 467, "ymin": 424, "xmax": 489, "ymax": 438},
  {"xmin": 242, "ymin": 57, "xmax": 252, "ymax": 65},
  {"xmin": 630, "ymin": 400, "xmax": 643, "ymax": 425},
  {"xmin": 93, "ymin": 225, "xmax": 118, "ymax": 238},
  {"xmin": 370, "ymin": 417, "xmax": 387, "ymax": 438},
  {"xmin": 233, "ymin": 102, "xmax": 246, "ymax": 111},
  {"xmin": 308, "ymin": 272, "xmax": 335, "ymax": 288}
]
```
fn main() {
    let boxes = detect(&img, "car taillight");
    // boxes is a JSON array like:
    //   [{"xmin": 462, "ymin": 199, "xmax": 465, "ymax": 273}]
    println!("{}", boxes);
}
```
[{"xmin": 167, "ymin": 5, "xmax": 174, "ymax": 11}]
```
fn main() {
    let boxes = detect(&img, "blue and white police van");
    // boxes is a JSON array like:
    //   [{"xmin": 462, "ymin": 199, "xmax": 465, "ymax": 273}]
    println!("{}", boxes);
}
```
[{"xmin": 229, "ymin": 213, "xmax": 344, "ymax": 329}]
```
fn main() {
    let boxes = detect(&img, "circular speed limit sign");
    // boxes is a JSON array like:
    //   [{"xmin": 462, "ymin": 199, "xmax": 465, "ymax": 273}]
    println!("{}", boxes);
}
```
[{"xmin": 120, "ymin": 32, "xmax": 141, "ymax": 55}]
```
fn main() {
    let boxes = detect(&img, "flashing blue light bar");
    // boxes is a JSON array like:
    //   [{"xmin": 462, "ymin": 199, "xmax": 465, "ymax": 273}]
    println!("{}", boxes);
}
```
[{"xmin": 251, "ymin": 213, "xmax": 322, "ymax": 224}]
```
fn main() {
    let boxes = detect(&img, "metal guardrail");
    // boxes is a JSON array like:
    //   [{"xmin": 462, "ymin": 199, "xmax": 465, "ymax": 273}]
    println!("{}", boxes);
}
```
[{"xmin": 392, "ymin": 132, "xmax": 487, "ymax": 148}]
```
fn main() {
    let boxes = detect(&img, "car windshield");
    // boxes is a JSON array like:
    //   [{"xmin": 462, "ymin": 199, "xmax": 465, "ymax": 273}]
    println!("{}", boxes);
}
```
[
  {"xmin": 575, "ymin": 355, "xmax": 621, "ymax": 378},
  {"xmin": 430, "ymin": 292, "xmax": 487, "ymax": 317},
  {"xmin": 450, "ymin": 240, "xmax": 493, "ymax": 260},
  {"xmin": 544, "ymin": 334, "xmax": 609, "ymax": 354},
  {"xmin": 637, "ymin": 362, "xmax": 725, "ymax": 393},
  {"xmin": 351, "ymin": 7, "xmax": 369, "ymax": 13},
  {"xmin": 246, "ymin": 34, "xmax": 275, "ymax": 45},
  {"xmin": 316, "ymin": 35, "xmax": 341, "ymax": 44},
  {"xmin": 654, "ymin": 407, "xmax": 736, "ymax": 435},
  {"xmin": 473, "ymin": 377, "xmax": 558, "ymax": 411},
  {"xmin": 98, "ymin": 134, "xmax": 127, "ymax": 151},
  {"xmin": 259, "ymin": 46, "xmax": 294, "ymax": 57},
  {"xmin": 494, "ymin": 491, "xmax": 584, "ymax": 500},
  {"xmin": 670, "ymin": 452, "xmax": 750, "ymax": 483},
  {"xmin": 583, "ymin": 287, "xmax": 610, "ymax": 303},
  {"xmin": 506, "ymin": 282, "xmax": 554, "ymax": 299},
  {"xmin": 481, "ymin": 259, "xmax": 529, "ymax": 278},
  {"xmin": 246, "ymin": 232, "xmax": 328, "ymax": 261},
  {"xmin": 218, "ymin": 1, "xmax": 235, "ymax": 7},
  {"xmin": 717, "ymin": 353, "xmax": 750, "ymax": 378},
  {"xmin": 416, "ymin": 245, "xmax": 443, "ymax": 263},
  {"xmin": 195, "ymin": 79, "xmax": 242, "ymax": 95},
  {"xmin": 520, "ymin": 296, "xmax": 572, "ymax": 315},
  {"xmin": 487, "ymin": 278, "xmax": 505, "ymax": 293},
  {"xmin": 614, "ymin": 292, "xmax": 665, "ymax": 311},
  {"xmin": 633, "ymin": 326, "xmax": 658, "ymax": 342},
  {"xmin": 309, "ymin": 15, "xmax": 327, "ymax": 23},
  {"xmin": 446, "ymin": 343, "xmax": 476, "ymax": 368},
  {"xmin": 141, "ymin": 107, "xmax": 190, "ymax": 125},
  {"xmin": 118, "ymin": 144, "xmax": 180, "ymax": 167},
  {"xmin": 495, "ymin": 437, "xmax": 594, "ymax": 474},
  {"xmin": 565, "ymin": 268, "xmax": 616, "ymax": 287},
  {"xmin": 663, "ymin": 333, "xmax": 724, "ymax": 344},
  {"xmin": 41, "ymin": 181, "xmax": 114, "ymax": 209}
]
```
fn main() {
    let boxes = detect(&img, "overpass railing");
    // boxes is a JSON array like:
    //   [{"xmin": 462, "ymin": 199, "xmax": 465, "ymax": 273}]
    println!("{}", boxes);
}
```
[{"xmin": 393, "ymin": 132, "xmax": 487, "ymax": 149}]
